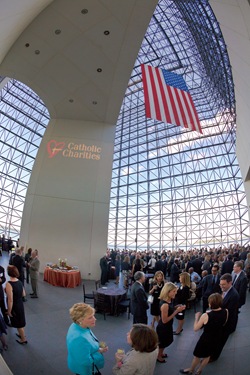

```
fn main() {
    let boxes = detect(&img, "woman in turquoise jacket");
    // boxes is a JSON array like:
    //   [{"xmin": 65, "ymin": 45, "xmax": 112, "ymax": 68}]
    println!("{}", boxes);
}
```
[{"xmin": 66, "ymin": 303, "xmax": 108, "ymax": 375}]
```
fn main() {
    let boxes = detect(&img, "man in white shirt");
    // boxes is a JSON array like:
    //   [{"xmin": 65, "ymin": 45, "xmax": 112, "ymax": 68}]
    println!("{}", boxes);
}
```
[{"xmin": 188, "ymin": 267, "xmax": 201, "ymax": 283}]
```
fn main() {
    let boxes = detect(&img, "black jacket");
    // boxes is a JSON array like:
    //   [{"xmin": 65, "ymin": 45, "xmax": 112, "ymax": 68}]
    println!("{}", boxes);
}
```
[
  {"xmin": 221, "ymin": 260, "xmax": 234, "ymax": 275},
  {"xmin": 202, "ymin": 274, "xmax": 221, "ymax": 299},
  {"xmin": 222, "ymin": 286, "xmax": 240, "ymax": 334},
  {"xmin": 130, "ymin": 281, "xmax": 149, "ymax": 320},
  {"xmin": 233, "ymin": 271, "xmax": 248, "ymax": 307}
]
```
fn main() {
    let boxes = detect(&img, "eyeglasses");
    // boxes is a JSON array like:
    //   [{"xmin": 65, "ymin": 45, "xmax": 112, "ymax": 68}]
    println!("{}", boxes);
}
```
[{"xmin": 219, "ymin": 283, "xmax": 227, "ymax": 287}]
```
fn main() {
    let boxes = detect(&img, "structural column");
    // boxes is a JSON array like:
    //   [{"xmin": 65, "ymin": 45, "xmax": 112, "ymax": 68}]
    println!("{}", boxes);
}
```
[{"xmin": 20, "ymin": 118, "xmax": 116, "ymax": 279}]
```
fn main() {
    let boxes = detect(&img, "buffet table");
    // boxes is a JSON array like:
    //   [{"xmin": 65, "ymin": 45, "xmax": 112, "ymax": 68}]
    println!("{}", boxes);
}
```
[{"xmin": 44, "ymin": 267, "xmax": 81, "ymax": 288}]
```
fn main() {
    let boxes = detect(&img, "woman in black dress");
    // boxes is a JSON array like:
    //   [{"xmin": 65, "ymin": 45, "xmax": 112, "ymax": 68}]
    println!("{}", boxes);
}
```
[
  {"xmin": 132, "ymin": 258, "xmax": 143, "ymax": 281},
  {"xmin": 180, "ymin": 293, "xmax": 228, "ymax": 375},
  {"xmin": 156, "ymin": 282, "xmax": 186, "ymax": 363},
  {"xmin": 174, "ymin": 272, "xmax": 190, "ymax": 334},
  {"xmin": 148, "ymin": 271, "xmax": 165, "ymax": 328},
  {"xmin": 5, "ymin": 265, "xmax": 27, "ymax": 344}
]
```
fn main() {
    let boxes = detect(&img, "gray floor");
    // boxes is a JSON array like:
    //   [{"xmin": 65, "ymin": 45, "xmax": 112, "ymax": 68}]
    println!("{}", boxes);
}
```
[{"xmin": 1, "ymin": 252, "xmax": 250, "ymax": 375}]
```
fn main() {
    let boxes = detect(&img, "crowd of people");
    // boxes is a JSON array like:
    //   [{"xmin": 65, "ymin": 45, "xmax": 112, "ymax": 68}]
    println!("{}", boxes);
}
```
[
  {"xmin": 92, "ymin": 244, "xmax": 249, "ymax": 374},
  {"xmin": 1, "ymin": 239, "xmax": 249, "ymax": 374},
  {"xmin": 0, "ymin": 235, "xmax": 17, "ymax": 255}
]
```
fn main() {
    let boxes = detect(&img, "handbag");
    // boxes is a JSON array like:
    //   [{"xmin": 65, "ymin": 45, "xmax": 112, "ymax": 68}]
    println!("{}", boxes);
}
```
[
  {"xmin": 147, "ymin": 294, "xmax": 154, "ymax": 304},
  {"xmin": 92, "ymin": 363, "xmax": 101, "ymax": 375}
]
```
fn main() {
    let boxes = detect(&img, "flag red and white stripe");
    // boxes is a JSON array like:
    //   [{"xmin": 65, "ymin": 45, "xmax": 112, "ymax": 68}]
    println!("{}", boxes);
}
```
[{"xmin": 141, "ymin": 64, "xmax": 202, "ymax": 133}]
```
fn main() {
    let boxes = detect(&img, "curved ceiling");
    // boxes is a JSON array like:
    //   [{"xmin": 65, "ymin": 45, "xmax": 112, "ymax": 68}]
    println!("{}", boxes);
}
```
[
  {"xmin": 0, "ymin": 0, "xmax": 53, "ymax": 63},
  {"xmin": 0, "ymin": 0, "xmax": 157, "ymax": 123}
]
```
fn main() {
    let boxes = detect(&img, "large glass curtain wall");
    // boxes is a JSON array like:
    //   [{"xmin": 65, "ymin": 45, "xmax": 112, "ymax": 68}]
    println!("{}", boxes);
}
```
[
  {"xmin": 0, "ymin": 77, "xmax": 49, "ymax": 239},
  {"xmin": 107, "ymin": 0, "xmax": 250, "ymax": 250},
  {"xmin": 0, "ymin": 0, "xmax": 249, "ymax": 249}
]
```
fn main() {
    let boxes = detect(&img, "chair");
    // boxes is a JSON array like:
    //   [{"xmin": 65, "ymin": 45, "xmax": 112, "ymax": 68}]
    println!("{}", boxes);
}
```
[
  {"xmin": 117, "ymin": 298, "xmax": 131, "ymax": 319},
  {"xmin": 95, "ymin": 280, "xmax": 101, "ymax": 290},
  {"xmin": 82, "ymin": 284, "xmax": 94, "ymax": 304},
  {"xmin": 93, "ymin": 292, "xmax": 110, "ymax": 320}
]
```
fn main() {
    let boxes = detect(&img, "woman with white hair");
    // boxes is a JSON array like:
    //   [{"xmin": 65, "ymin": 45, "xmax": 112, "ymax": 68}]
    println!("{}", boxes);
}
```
[{"xmin": 66, "ymin": 303, "xmax": 108, "ymax": 375}]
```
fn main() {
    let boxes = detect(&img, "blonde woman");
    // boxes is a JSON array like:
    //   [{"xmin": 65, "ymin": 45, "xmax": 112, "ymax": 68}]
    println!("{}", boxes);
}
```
[
  {"xmin": 148, "ymin": 271, "xmax": 165, "ymax": 328},
  {"xmin": 156, "ymin": 282, "xmax": 185, "ymax": 362},
  {"xmin": 66, "ymin": 303, "xmax": 108, "ymax": 375},
  {"xmin": 174, "ymin": 272, "xmax": 189, "ymax": 335}
]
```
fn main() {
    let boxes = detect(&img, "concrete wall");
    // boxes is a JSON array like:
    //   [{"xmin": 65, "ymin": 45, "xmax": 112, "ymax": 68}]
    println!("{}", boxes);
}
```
[
  {"xmin": 210, "ymin": 0, "xmax": 250, "ymax": 217},
  {"xmin": 20, "ymin": 118, "xmax": 116, "ymax": 279}
]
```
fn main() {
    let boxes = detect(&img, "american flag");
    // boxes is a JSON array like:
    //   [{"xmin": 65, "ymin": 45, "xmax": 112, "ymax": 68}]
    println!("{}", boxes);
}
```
[{"xmin": 141, "ymin": 64, "xmax": 202, "ymax": 134}]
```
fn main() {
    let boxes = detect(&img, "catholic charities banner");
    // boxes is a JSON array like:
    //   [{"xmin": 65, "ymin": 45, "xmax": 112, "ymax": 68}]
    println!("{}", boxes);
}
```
[{"xmin": 47, "ymin": 140, "xmax": 101, "ymax": 160}]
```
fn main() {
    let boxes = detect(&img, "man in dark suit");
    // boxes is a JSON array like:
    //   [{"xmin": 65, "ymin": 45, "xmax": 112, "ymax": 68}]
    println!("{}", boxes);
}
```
[
  {"xmin": 221, "ymin": 254, "xmax": 234, "ymax": 275},
  {"xmin": 232, "ymin": 261, "xmax": 248, "ymax": 308},
  {"xmin": 201, "ymin": 264, "xmax": 221, "ymax": 312},
  {"xmin": 11, "ymin": 247, "xmax": 25, "ymax": 285},
  {"xmin": 100, "ymin": 254, "xmax": 109, "ymax": 286},
  {"xmin": 155, "ymin": 255, "xmax": 167, "ymax": 276},
  {"xmin": 192, "ymin": 255, "xmax": 203, "ymax": 275},
  {"xmin": 239, "ymin": 247, "xmax": 249, "ymax": 261},
  {"xmin": 211, "ymin": 273, "xmax": 239, "ymax": 361},
  {"xmin": 221, "ymin": 273, "xmax": 240, "ymax": 333},
  {"xmin": 170, "ymin": 258, "xmax": 181, "ymax": 283},
  {"xmin": 130, "ymin": 271, "xmax": 149, "ymax": 324}
]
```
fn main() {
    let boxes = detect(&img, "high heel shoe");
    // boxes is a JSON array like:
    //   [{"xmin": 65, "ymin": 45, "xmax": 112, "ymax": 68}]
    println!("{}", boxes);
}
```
[
  {"xmin": 179, "ymin": 370, "xmax": 192, "ymax": 374},
  {"xmin": 16, "ymin": 340, "xmax": 28, "ymax": 345},
  {"xmin": 157, "ymin": 358, "xmax": 166, "ymax": 363},
  {"xmin": 174, "ymin": 329, "xmax": 183, "ymax": 335}
]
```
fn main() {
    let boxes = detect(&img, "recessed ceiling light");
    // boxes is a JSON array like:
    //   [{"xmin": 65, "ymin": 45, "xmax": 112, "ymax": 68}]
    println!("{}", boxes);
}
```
[
  {"xmin": 35, "ymin": 50, "xmax": 40, "ymax": 55},
  {"xmin": 55, "ymin": 29, "xmax": 61, "ymax": 35},
  {"xmin": 97, "ymin": 68, "xmax": 102, "ymax": 73},
  {"xmin": 104, "ymin": 30, "xmax": 110, "ymax": 35},
  {"xmin": 69, "ymin": 99, "xmax": 74, "ymax": 103},
  {"xmin": 81, "ymin": 9, "xmax": 88, "ymax": 14}
]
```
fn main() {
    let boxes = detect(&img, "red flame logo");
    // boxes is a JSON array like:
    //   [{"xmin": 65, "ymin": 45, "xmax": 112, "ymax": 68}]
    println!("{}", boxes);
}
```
[{"xmin": 47, "ymin": 140, "xmax": 65, "ymax": 158}]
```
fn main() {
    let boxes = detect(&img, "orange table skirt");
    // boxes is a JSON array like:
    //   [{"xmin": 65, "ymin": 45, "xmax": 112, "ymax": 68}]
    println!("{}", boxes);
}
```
[{"xmin": 44, "ymin": 267, "xmax": 81, "ymax": 288}]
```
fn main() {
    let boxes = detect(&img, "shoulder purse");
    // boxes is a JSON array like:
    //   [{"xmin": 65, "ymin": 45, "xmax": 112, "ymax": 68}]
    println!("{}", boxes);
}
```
[{"xmin": 92, "ymin": 363, "xmax": 101, "ymax": 375}]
